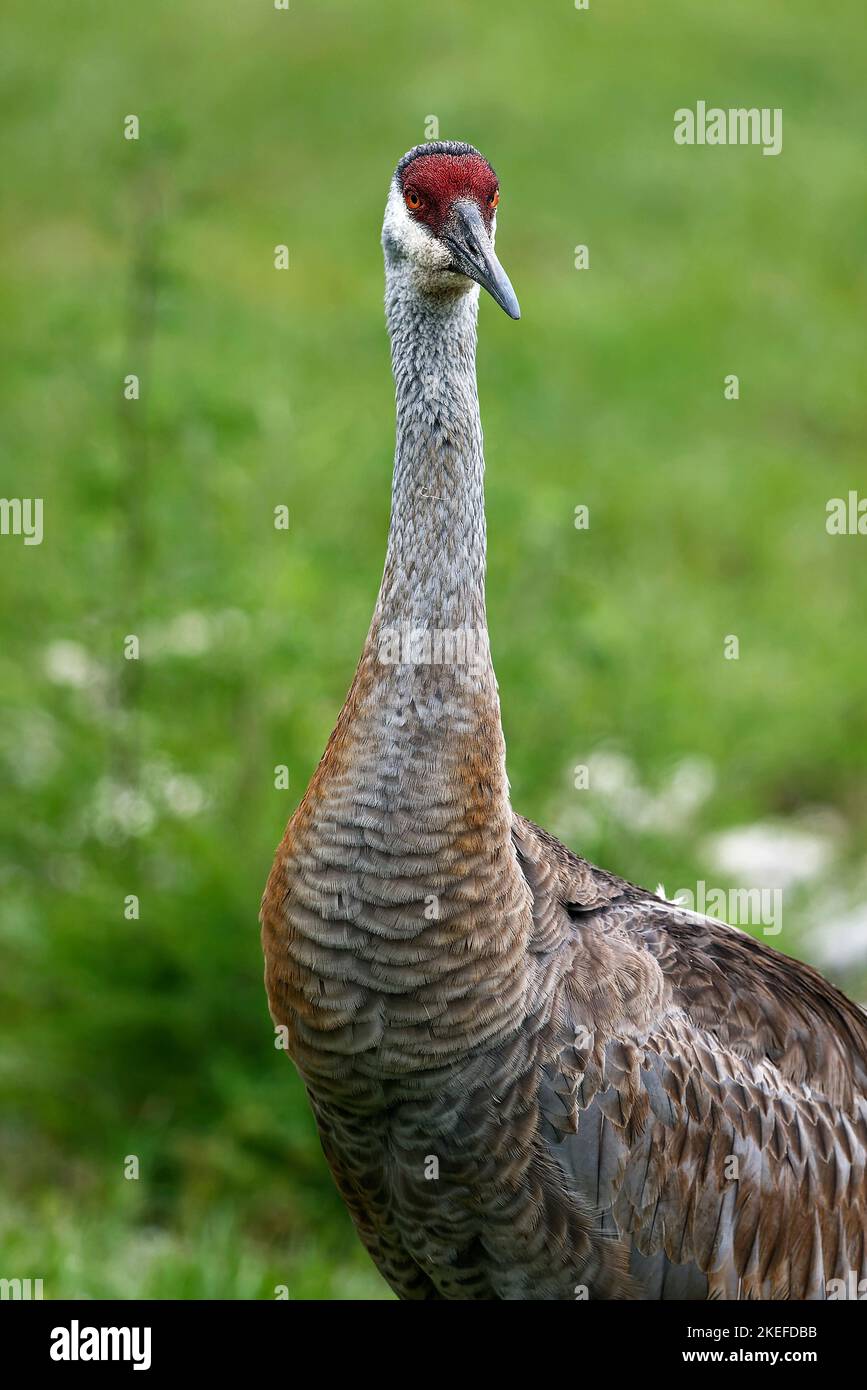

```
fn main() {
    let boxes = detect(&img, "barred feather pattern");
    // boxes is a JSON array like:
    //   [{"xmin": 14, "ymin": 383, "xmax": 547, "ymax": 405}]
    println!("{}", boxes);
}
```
[
  {"xmin": 263, "ymin": 794, "xmax": 867, "ymax": 1299},
  {"xmin": 519, "ymin": 816, "xmax": 867, "ymax": 1300}
]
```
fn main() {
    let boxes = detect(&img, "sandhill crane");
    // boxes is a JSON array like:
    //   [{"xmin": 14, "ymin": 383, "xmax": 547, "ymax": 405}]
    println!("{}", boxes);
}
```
[{"xmin": 261, "ymin": 141, "xmax": 867, "ymax": 1299}]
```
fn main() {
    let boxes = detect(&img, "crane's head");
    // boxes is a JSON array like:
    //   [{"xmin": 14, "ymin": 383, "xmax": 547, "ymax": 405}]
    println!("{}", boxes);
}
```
[{"xmin": 383, "ymin": 141, "xmax": 520, "ymax": 320}]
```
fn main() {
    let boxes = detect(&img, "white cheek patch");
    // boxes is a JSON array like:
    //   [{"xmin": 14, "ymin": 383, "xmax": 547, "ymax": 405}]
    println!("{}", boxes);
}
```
[{"xmin": 382, "ymin": 183, "xmax": 454, "ymax": 274}]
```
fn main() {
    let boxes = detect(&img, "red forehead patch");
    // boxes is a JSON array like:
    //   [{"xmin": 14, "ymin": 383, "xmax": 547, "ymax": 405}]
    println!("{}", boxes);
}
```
[{"xmin": 400, "ymin": 153, "xmax": 499, "ymax": 233}]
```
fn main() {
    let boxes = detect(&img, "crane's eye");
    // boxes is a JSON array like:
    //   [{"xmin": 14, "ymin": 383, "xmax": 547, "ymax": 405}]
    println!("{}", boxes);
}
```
[
  {"xmin": 489, "ymin": 189, "xmax": 500, "ymax": 208},
  {"xmin": 405, "ymin": 189, "xmax": 421, "ymax": 210}
]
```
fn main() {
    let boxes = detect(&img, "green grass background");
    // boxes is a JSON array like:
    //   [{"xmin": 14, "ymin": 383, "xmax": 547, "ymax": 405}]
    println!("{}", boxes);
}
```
[{"xmin": 1, "ymin": 1, "xmax": 865, "ymax": 1298}]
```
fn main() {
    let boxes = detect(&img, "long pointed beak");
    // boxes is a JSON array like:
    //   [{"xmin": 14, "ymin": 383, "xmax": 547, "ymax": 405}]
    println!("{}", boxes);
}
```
[{"xmin": 444, "ymin": 199, "xmax": 521, "ymax": 320}]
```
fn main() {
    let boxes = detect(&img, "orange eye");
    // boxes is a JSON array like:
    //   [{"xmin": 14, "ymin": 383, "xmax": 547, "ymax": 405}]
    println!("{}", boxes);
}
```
[
  {"xmin": 490, "ymin": 189, "xmax": 500, "ymax": 208},
  {"xmin": 405, "ymin": 189, "xmax": 420, "ymax": 209}
]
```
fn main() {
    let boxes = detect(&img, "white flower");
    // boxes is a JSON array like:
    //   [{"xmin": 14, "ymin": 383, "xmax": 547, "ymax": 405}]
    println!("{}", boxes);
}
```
[
  {"xmin": 703, "ymin": 818, "xmax": 837, "ymax": 890},
  {"xmin": 162, "ymin": 774, "xmax": 206, "ymax": 818},
  {"xmin": 44, "ymin": 641, "xmax": 99, "ymax": 689}
]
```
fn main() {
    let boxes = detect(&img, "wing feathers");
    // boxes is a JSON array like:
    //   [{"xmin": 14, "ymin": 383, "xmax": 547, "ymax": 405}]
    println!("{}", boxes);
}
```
[{"xmin": 515, "ymin": 813, "xmax": 867, "ymax": 1299}]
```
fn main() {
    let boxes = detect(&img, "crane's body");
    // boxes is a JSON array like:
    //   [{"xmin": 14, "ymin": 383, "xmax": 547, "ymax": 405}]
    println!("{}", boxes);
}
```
[{"xmin": 261, "ymin": 142, "xmax": 867, "ymax": 1299}]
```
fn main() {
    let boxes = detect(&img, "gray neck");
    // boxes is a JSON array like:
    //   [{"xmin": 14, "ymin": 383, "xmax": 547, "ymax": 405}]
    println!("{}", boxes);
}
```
[{"xmin": 374, "ymin": 264, "xmax": 489, "ymax": 645}]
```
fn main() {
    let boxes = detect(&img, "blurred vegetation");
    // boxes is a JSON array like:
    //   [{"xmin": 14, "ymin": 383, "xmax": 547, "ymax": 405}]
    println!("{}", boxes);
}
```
[{"xmin": 1, "ymin": 1, "xmax": 865, "ymax": 1298}]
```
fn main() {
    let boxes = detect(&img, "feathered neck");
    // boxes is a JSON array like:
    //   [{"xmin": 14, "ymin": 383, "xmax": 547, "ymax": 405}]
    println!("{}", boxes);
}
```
[{"xmin": 370, "ymin": 265, "xmax": 491, "ymax": 681}]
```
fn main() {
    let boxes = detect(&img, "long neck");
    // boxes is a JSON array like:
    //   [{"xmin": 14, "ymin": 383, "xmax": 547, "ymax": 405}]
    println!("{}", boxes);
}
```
[
  {"xmin": 274, "ymin": 263, "xmax": 532, "ymax": 1069},
  {"xmin": 373, "ymin": 267, "xmax": 490, "ymax": 653}
]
